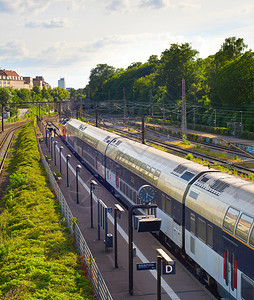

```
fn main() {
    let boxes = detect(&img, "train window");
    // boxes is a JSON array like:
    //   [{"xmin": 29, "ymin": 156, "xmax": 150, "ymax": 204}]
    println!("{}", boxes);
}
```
[
  {"xmin": 132, "ymin": 190, "xmax": 137, "ymax": 203},
  {"xmin": 118, "ymin": 153, "xmax": 123, "ymax": 162},
  {"xmin": 115, "ymin": 151, "xmax": 120, "ymax": 161},
  {"xmin": 165, "ymin": 196, "xmax": 171, "ymax": 216},
  {"xmin": 181, "ymin": 171, "xmax": 195, "ymax": 182},
  {"xmin": 198, "ymin": 218, "xmax": 206, "ymax": 242},
  {"xmin": 161, "ymin": 194, "xmax": 171, "ymax": 215},
  {"xmin": 223, "ymin": 207, "xmax": 240, "ymax": 234},
  {"xmin": 207, "ymin": 224, "xmax": 213, "ymax": 248},
  {"xmin": 161, "ymin": 194, "xmax": 166, "ymax": 211},
  {"xmin": 119, "ymin": 153, "xmax": 124, "ymax": 162},
  {"xmin": 241, "ymin": 274, "xmax": 254, "ymax": 300},
  {"xmin": 149, "ymin": 168, "xmax": 156, "ymax": 181},
  {"xmin": 125, "ymin": 155, "xmax": 130, "ymax": 165},
  {"xmin": 144, "ymin": 165, "xmax": 151, "ymax": 179},
  {"xmin": 131, "ymin": 159, "xmax": 137, "ymax": 170},
  {"xmin": 153, "ymin": 170, "xmax": 161, "ymax": 184},
  {"xmin": 135, "ymin": 160, "xmax": 142, "ymax": 172},
  {"xmin": 140, "ymin": 163, "xmax": 146, "ymax": 175},
  {"xmin": 235, "ymin": 214, "xmax": 253, "ymax": 243},
  {"xmin": 250, "ymin": 227, "xmax": 254, "ymax": 247},
  {"xmin": 190, "ymin": 213, "xmax": 195, "ymax": 234}
]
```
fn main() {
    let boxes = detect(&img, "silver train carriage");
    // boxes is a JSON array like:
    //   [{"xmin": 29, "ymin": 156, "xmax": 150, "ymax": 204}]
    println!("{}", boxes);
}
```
[{"xmin": 62, "ymin": 119, "xmax": 254, "ymax": 300}]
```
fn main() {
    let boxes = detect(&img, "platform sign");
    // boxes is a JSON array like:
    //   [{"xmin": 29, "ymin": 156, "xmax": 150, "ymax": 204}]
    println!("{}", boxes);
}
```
[
  {"xmin": 162, "ymin": 262, "xmax": 176, "ymax": 275},
  {"xmin": 137, "ymin": 262, "xmax": 156, "ymax": 271}
]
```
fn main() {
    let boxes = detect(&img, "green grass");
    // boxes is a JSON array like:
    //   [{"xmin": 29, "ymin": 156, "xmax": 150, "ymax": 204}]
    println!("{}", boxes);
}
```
[{"xmin": 0, "ymin": 122, "xmax": 94, "ymax": 299}]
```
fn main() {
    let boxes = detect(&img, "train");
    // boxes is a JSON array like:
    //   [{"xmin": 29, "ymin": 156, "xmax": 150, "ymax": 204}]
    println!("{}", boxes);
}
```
[{"xmin": 59, "ymin": 118, "xmax": 254, "ymax": 300}]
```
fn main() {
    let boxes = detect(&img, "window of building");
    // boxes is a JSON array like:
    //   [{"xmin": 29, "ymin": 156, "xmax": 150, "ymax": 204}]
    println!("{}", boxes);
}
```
[
  {"xmin": 207, "ymin": 224, "xmax": 213, "ymax": 248},
  {"xmin": 190, "ymin": 213, "xmax": 195, "ymax": 235},
  {"xmin": 235, "ymin": 214, "xmax": 253, "ymax": 243},
  {"xmin": 223, "ymin": 207, "xmax": 240, "ymax": 234},
  {"xmin": 198, "ymin": 218, "xmax": 206, "ymax": 242},
  {"xmin": 241, "ymin": 274, "xmax": 254, "ymax": 300}
]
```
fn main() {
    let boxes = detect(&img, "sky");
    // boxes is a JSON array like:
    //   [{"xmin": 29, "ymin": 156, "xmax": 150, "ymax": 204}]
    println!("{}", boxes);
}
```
[{"xmin": 0, "ymin": 0, "xmax": 253, "ymax": 89}]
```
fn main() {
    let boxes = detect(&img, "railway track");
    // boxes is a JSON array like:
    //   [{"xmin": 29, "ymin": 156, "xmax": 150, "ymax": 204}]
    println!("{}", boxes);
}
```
[{"xmin": 0, "ymin": 122, "xmax": 28, "ymax": 174}]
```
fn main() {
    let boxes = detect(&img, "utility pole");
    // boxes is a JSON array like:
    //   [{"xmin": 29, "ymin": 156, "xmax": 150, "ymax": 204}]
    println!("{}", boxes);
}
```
[
  {"xmin": 182, "ymin": 79, "xmax": 187, "ymax": 138},
  {"xmin": 193, "ymin": 86, "xmax": 197, "ymax": 129},
  {"xmin": 142, "ymin": 115, "xmax": 145, "ymax": 144},
  {"xmin": 1, "ymin": 105, "xmax": 4, "ymax": 132},
  {"xmin": 123, "ymin": 87, "xmax": 126, "ymax": 128},
  {"xmin": 149, "ymin": 89, "xmax": 152, "ymax": 116},
  {"xmin": 108, "ymin": 90, "xmax": 111, "ymax": 114},
  {"xmin": 95, "ymin": 104, "xmax": 98, "ymax": 127}
]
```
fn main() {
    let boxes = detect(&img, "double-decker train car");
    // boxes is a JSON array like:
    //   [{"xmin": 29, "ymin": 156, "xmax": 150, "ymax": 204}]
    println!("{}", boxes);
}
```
[{"xmin": 60, "ymin": 118, "xmax": 254, "ymax": 300}]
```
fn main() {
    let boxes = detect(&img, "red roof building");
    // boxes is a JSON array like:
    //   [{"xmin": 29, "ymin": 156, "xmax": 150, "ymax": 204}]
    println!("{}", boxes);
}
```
[{"xmin": 0, "ymin": 69, "xmax": 50, "ymax": 90}]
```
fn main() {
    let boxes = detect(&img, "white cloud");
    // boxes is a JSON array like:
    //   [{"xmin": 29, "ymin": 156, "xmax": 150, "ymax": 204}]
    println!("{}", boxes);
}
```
[
  {"xmin": 0, "ymin": 41, "xmax": 29, "ymax": 59},
  {"xmin": 25, "ymin": 19, "xmax": 66, "ymax": 29},
  {"xmin": 0, "ymin": 0, "xmax": 53, "ymax": 14},
  {"xmin": 105, "ymin": 0, "xmax": 130, "ymax": 12},
  {"xmin": 0, "ymin": 0, "xmax": 87, "ymax": 15},
  {"xmin": 139, "ymin": 0, "xmax": 169, "ymax": 9}
]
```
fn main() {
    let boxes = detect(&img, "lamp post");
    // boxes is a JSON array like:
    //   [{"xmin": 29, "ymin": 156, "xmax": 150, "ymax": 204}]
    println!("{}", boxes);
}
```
[
  {"xmin": 59, "ymin": 146, "xmax": 63, "ymax": 173},
  {"xmin": 49, "ymin": 131, "xmax": 52, "ymax": 153},
  {"xmin": 45, "ymin": 129, "xmax": 48, "ymax": 147},
  {"xmin": 76, "ymin": 165, "xmax": 82, "ymax": 204},
  {"xmin": 54, "ymin": 141, "xmax": 58, "ymax": 166},
  {"xmin": 50, "ymin": 136, "xmax": 53, "ymax": 156},
  {"xmin": 90, "ymin": 180, "xmax": 97, "ymax": 228},
  {"xmin": 66, "ymin": 154, "xmax": 71, "ymax": 187},
  {"xmin": 114, "ymin": 204, "xmax": 125, "ymax": 268},
  {"xmin": 240, "ymin": 110, "xmax": 243, "ymax": 133}
]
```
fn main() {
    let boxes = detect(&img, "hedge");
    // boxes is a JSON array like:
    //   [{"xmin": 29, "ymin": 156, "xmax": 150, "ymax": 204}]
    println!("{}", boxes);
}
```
[{"xmin": 0, "ymin": 123, "xmax": 94, "ymax": 300}]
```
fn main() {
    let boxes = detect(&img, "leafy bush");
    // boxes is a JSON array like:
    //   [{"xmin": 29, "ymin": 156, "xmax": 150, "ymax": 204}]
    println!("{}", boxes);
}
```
[{"xmin": 185, "ymin": 153, "xmax": 194, "ymax": 160}]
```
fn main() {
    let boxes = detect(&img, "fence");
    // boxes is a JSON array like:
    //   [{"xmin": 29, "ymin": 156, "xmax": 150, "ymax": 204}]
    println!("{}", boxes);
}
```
[{"xmin": 36, "ymin": 126, "xmax": 113, "ymax": 300}]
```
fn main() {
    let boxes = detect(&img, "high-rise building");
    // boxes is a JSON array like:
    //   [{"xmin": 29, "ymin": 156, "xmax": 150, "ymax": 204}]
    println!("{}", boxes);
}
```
[{"xmin": 58, "ymin": 77, "xmax": 66, "ymax": 89}]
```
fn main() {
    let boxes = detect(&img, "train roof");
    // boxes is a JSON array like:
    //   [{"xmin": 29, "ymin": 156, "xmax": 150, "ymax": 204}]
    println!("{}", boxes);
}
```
[
  {"xmin": 66, "ymin": 119, "xmax": 119, "ymax": 152},
  {"xmin": 186, "ymin": 171, "xmax": 254, "ymax": 227},
  {"xmin": 106, "ymin": 132, "xmax": 212, "ymax": 202}
]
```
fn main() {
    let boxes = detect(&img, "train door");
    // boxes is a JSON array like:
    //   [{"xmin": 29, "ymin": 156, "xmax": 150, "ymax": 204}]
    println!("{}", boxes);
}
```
[
  {"xmin": 223, "ymin": 237, "xmax": 238, "ymax": 299},
  {"xmin": 115, "ymin": 168, "xmax": 120, "ymax": 189}
]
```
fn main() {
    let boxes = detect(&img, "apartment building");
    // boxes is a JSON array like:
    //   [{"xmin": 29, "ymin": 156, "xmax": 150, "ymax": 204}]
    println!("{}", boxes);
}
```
[{"xmin": 0, "ymin": 69, "xmax": 50, "ymax": 90}]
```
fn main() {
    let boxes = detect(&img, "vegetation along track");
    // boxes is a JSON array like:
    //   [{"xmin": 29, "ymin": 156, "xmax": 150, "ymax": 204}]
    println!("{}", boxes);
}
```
[{"xmin": 0, "ymin": 121, "xmax": 28, "ymax": 174}]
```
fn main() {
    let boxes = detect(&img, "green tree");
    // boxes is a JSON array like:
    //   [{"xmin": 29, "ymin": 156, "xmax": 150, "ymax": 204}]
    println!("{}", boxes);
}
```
[
  {"xmin": 209, "ymin": 37, "xmax": 248, "ymax": 107},
  {"xmin": 0, "ymin": 87, "xmax": 13, "ymax": 108},
  {"xmin": 214, "ymin": 50, "xmax": 254, "ymax": 110},
  {"xmin": 49, "ymin": 87, "xmax": 70, "ymax": 102},
  {"xmin": 88, "ymin": 64, "xmax": 116, "ymax": 101},
  {"xmin": 214, "ymin": 37, "xmax": 247, "ymax": 68},
  {"xmin": 158, "ymin": 43, "xmax": 199, "ymax": 102},
  {"xmin": 17, "ymin": 88, "xmax": 31, "ymax": 102}
]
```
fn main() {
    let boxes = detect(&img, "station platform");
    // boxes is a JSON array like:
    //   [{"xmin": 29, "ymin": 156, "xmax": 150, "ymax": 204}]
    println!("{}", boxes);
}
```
[{"xmin": 39, "ymin": 134, "xmax": 216, "ymax": 300}]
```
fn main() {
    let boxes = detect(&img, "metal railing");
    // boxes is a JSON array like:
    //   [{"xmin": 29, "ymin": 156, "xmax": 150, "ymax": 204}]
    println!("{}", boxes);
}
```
[{"xmin": 36, "ymin": 124, "xmax": 113, "ymax": 300}]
